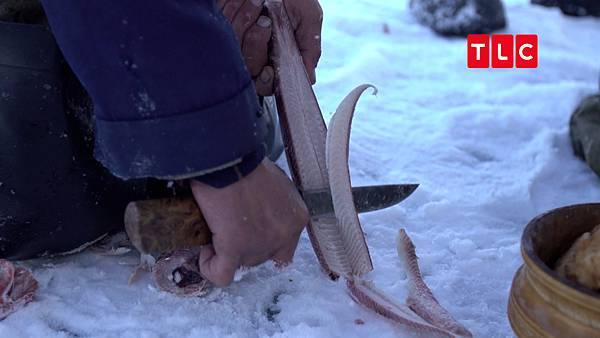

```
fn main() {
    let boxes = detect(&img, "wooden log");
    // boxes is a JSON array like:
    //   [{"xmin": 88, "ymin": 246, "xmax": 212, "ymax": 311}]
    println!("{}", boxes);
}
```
[{"xmin": 124, "ymin": 197, "xmax": 211, "ymax": 254}]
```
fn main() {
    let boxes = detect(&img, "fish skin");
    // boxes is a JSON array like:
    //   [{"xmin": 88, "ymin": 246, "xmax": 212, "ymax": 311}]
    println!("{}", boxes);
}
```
[
  {"xmin": 267, "ymin": 0, "xmax": 336, "ymax": 277},
  {"xmin": 153, "ymin": 249, "xmax": 210, "ymax": 297},
  {"xmin": 0, "ymin": 259, "xmax": 38, "ymax": 320}
]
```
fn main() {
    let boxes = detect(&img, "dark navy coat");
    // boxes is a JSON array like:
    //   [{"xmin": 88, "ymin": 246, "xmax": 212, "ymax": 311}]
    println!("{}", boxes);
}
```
[{"xmin": 40, "ymin": 0, "xmax": 267, "ymax": 187}]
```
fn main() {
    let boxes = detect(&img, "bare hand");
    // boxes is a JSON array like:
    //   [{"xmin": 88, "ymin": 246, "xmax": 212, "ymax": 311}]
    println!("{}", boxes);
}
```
[
  {"xmin": 217, "ymin": 0, "xmax": 323, "ymax": 95},
  {"xmin": 190, "ymin": 159, "xmax": 309, "ymax": 286}
]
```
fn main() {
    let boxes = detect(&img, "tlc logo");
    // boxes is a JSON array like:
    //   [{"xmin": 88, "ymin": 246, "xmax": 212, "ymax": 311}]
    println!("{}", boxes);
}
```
[{"xmin": 467, "ymin": 34, "xmax": 538, "ymax": 69}]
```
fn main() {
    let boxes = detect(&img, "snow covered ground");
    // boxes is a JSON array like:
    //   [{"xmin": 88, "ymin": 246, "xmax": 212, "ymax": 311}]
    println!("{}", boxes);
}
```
[{"xmin": 2, "ymin": 0, "xmax": 600, "ymax": 337}]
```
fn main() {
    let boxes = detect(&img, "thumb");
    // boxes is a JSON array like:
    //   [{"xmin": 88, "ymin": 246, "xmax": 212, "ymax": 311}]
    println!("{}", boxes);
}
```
[
  {"xmin": 198, "ymin": 245, "xmax": 239, "ymax": 287},
  {"xmin": 272, "ymin": 243, "xmax": 297, "ymax": 268}
]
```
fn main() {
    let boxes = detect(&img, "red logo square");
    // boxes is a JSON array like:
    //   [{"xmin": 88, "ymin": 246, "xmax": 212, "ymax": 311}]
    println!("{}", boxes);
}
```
[
  {"xmin": 492, "ymin": 35, "xmax": 514, "ymax": 68},
  {"xmin": 516, "ymin": 34, "xmax": 538, "ymax": 68},
  {"xmin": 467, "ymin": 34, "xmax": 490, "ymax": 68}
]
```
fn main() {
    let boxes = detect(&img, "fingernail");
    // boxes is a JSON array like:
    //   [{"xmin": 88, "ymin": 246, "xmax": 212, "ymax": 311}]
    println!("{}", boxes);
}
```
[
  {"xmin": 309, "ymin": 69, "xmax": 316, "ymax": 84},
  {"xmin": 257, "ymin": 16, "xmax": 271, "ymax": 28},
  {"xmin": 260, "ymin": 69, "xmax": 272, "ymax": 83},
  {"xmin": 251, "ymin": 0, "xmax": 264, "ymax": 7}
]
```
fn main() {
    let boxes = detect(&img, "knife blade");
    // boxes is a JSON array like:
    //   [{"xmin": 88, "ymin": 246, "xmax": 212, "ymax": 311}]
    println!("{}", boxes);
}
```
[
  {"xmin": 123, "ymin": 183, "xmax": 418, "ymax": 254},
  {"xmin": 303, "ymin": 184, "xmax": 418, "ymax": 217}
]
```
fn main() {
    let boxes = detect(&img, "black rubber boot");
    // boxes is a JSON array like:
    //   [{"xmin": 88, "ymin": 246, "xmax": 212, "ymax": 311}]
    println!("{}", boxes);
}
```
[
  {"xmin": 0, "ymin": 21, "xmax": 180, "ymax": 259},
  {"xmin": 0, "ymin": 0, "xmax": 46, "ymax": 24}
]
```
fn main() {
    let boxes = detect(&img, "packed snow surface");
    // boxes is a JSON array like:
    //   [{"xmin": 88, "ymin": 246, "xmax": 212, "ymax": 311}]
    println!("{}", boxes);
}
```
[{"xmin": 2, "ymin": 0, "xmax": 599, "ymax": 337}]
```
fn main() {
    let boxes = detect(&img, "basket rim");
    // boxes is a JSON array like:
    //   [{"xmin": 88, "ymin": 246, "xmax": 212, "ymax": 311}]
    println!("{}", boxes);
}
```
[{"xmin": 521, "ymin": 203, "xmax": 600, "ymax": 301}]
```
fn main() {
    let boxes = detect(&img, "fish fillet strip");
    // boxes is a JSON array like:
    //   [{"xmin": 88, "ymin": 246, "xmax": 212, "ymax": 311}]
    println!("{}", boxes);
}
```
[
  {"xmin": 326, "ymin": 84, "xmax": 376, "ymax": 276},
  {"xmin": 397, "ymin": 230, "xmax": 473, "ymax": 337},
  {"xmin": 267, "ymin": 0, "xmax": 347, "ymax": 276}
]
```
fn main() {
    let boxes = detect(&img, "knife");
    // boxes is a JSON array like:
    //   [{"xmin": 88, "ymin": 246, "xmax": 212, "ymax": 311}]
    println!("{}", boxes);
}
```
[
  {"xmin": 304, "ymin": 184, "xmax": 418, "ymax": 216},
  {"xmin": 124, "ymin": 183, "xmax": 418, "ymax": 254}
]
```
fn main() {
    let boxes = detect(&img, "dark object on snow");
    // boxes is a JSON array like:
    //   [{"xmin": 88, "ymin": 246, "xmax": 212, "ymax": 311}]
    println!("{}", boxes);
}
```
[
  {"xmin": 409, "ymin": 0, "xmax": 507, "ymax": 36},
  {"xmin": 0, "ymin": 21, "xmax": 180, "ymax": 260},
  {"xmin": 531, "ymin": 0, "xmax": 558, "ymax": 7},
  {"xmin": 531, "ymin": 0, "xmax": 600, "ymax": 17},
  {"xmin": 559, "ymin": 0, "xmax": 600, "ymax": 17},
  {"xmin": 570, "ymin": 94, "xmax": 600, "ymax": 179}
]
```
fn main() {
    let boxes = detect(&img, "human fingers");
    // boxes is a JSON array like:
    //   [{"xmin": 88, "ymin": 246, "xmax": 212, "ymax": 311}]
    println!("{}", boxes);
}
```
[
  {"xmin": 220, "ymin": 0, "xmax": 244, "ymax": 20},
  {"xmin": 198, "ymin": 244, "xmax": 239, "ymax": 287},
  {"xmin": 284, "ymin": 0, "xmax": 323, "ymax": 84},
  {"xmin": 272, "ymin": 240, "xmax": 300, "ymax": 268},
  {"xmin": 231, "ymin": 0, "xmax": 264, "ymax": 42},
  {"xmin": 254, "ymin": 65, "xmax": 274, "ymax": 96},
  {"xmin": 242, "ymin": 16, "xmax": 271, "ymax": 76}
]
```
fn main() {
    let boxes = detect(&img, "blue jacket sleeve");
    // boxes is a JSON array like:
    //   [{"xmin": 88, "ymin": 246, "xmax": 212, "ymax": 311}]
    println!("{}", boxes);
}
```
[{"xmin": 40, "ymin": 0, "xmax": 268, "ymax": 185}]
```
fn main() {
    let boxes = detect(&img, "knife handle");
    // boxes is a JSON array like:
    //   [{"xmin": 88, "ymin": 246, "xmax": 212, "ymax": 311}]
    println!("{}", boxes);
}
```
[{"xmin": 124, "ymin": 197, "xmax": 212, "ymax": 254}]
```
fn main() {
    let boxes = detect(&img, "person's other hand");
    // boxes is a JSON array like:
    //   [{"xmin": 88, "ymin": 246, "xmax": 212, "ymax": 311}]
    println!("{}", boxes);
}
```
[
  {"xmin": 217, "ymin": 0, "xmax": 323, "ymax": 96},
  {"xmin": 190, "ymin": 159, "xmax": 309, "ymax": 286}
]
